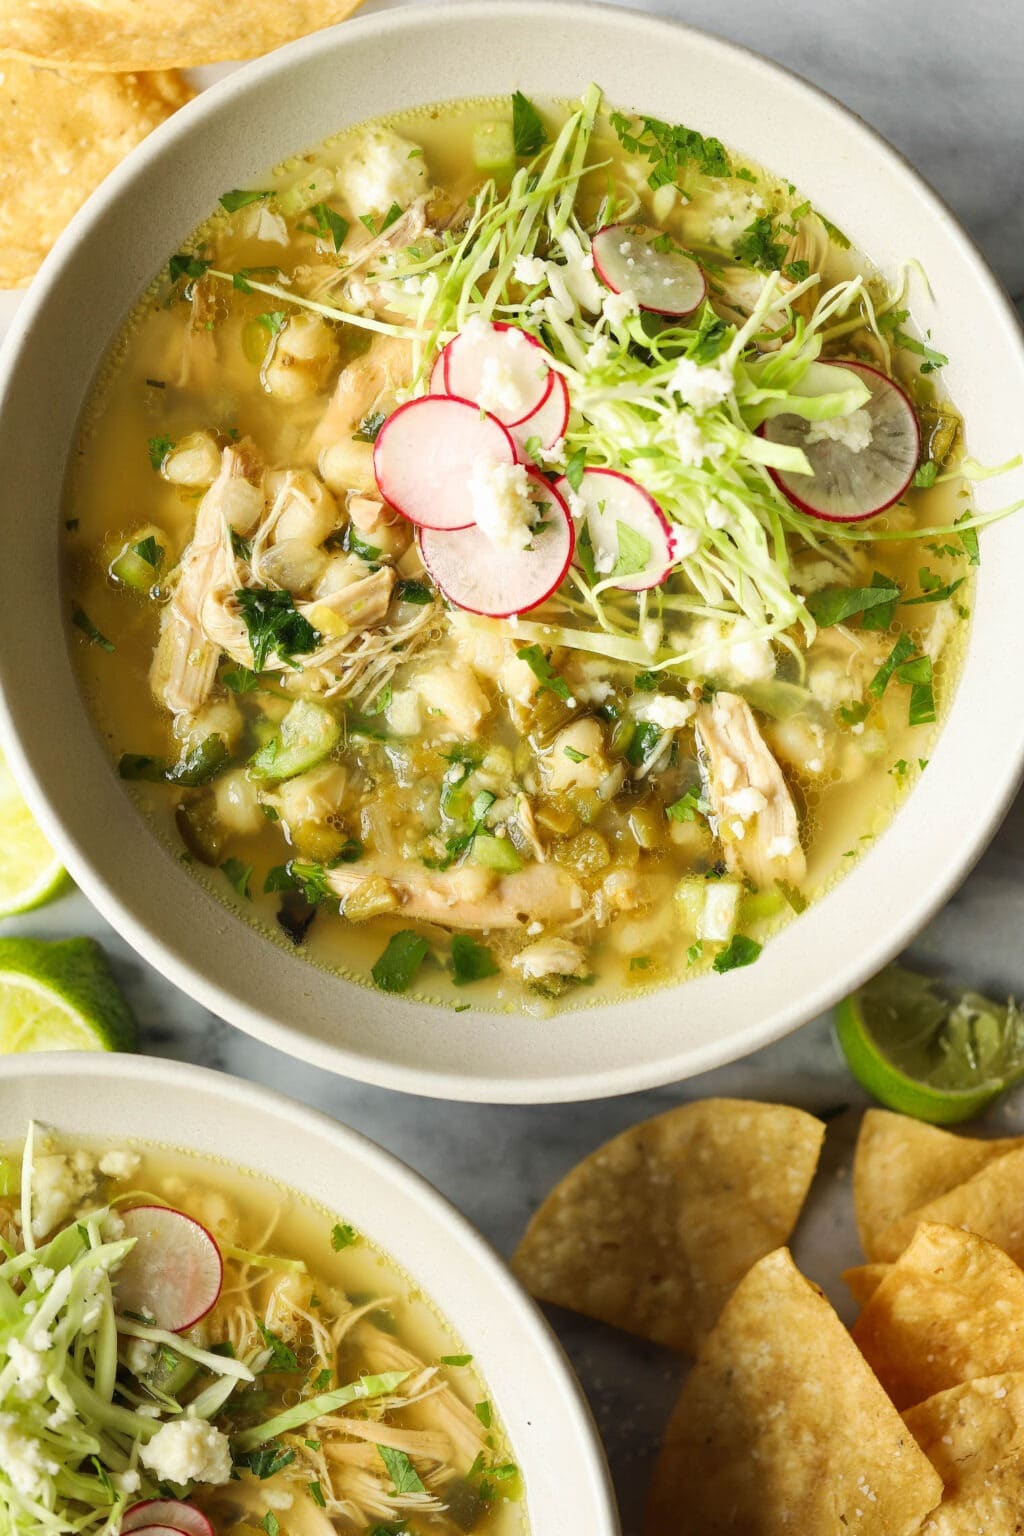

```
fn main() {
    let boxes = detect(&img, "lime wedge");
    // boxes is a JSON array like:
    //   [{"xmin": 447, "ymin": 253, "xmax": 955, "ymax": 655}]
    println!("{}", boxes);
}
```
[
  {"xmin": 0, "ymin": 750, "xmax": 67, "ymax": 916},
  {"xmin": 835, "ymin": 964, "xmax": 1024, "ymax": 1125},
  {"xmin": 0, "ymin": 937, "xmax": 137, "ymax": 1054}
]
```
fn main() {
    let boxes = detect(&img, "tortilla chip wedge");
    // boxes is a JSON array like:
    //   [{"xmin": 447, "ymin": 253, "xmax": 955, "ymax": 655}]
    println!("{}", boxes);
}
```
[
  {"xmin": 852, "ymin": 1223, "xmax": 1024, "ymax": 1411},
  {"xmin": 843, "ymin": 1261, "xmax": 891, "ymax": 1307},
  {"xmin": 644, "ymin": 1248, "xmax": 942, "ymax": 1536},
  {"xmin": 512, "ymin": 1098, "xmax": 824, "ymax": 1353},
  {"xmin": 854, "ymin": 1109, "xmax": 1018, "ymax": 1261},
  {"xmin": 905, "ymin": 1375, "xmax": 1024, "ymax": 1535},
  {"xmin": 0, "ymin": 0, "xmax": 365, "ymax": 73},
  {"xmin": 875, "ymin": 1143, "xmax": 1024, "ymax": 1267},
  {"xmin": 0, "ymin": 59, "xmax": 192, "ymax": 286}
]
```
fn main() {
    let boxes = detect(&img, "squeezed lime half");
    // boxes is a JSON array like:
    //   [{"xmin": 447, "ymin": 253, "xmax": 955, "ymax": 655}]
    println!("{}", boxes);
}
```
[
  {"xmin": 835, "ymin": 964, "xmax": 1024, "ymax": 1125},
  {"xmin": 0, "ymin": 751, "xmax": 67, "ymax": 917},
  {"xmin": 0, "ymin": 937, "xmax": 137, "ymax": 1054}
]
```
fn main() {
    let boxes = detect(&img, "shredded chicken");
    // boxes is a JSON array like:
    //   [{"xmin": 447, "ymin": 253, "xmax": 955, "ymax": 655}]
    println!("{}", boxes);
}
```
[
  {"xmin": 311, "ymin": 333, "xmax": 413, "ymax": 454},
  {"xmin": 326, "ymin": 858, "xmax": 585, "ymax": 930},
  {"xmin": 696, "ymin": 691, "xmax": 806, "ymax": 888}
]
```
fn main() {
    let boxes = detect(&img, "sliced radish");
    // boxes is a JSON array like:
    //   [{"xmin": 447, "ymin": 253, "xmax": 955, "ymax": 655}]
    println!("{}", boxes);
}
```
[
  {"xmin": 373, "ymin": 396, "xmax": 516, "ymax": 530},
  {"xmin": 556, "ymin": 467, "xmax": 675, "ymax": 592},
  {"xmin": 121, "ymin": 1526, "xmax": 191, "ymax": 1536},
  {"xmin": 418, "ymin": 473, "xmax": 574, "ymax": 617},
  {"xmin": 124, "ymin": 1506, "xmax": 213, "ymax": 1536},
  {"xmin": 115, "ymin": 1206, "xmax": 223, "ymax": 1333},
  {"xmin": 511, "ymin": 370, "xmax": 570, "ymax": 455},
  {"xmin": 762, "ymin": 360, "xmax": 920, "ymax": 522},
  {"xmin": 592, "ymin": 223, "xmax": 706, "ymax": 318},
  {"xmin": 441, "ymin": 321, "xmax": 553, "ymax": 428}
]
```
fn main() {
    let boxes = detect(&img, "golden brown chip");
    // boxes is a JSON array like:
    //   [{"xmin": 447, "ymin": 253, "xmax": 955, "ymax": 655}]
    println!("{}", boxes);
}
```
[
  {"xmin": 914, "ymin": 1456, "xmax": 1024, "ymax": 1536},
  {"xmin": 644, "ymin": 1248, "xmax": 942, "ymax": 1536},
  {"xmin": 0, "ymin": 0, "xmax": 365, "ymax": 72},
  {"xmin": 905, "ymin": 1376, "xmax": 1024, "ymax": 1535},
  {"xmin": 852, "ymin": 1223, "xmax": 1024, "ymax": 1411},
  {"xmin": 511, "ymin": 1098, "xmax": 824, "ymax": 1353},
  {"xmin": 843, "ymin": 1261, "xmax": 891, "ymax": 1307},
  {"xmin": 0, "ymin": 59, "xmax": 192, "ymax": 287},
  {"xmin": 904, "ymin": 1373, "xmax": 1024, "ymax": 1483},
  {"xmin": 854, "ymin": 1109, "xmax": 1018, "ymax": 1261},
  {"xmin": 875, "ymin": 1144, "xmax": 1024, "ymax": 1266}
]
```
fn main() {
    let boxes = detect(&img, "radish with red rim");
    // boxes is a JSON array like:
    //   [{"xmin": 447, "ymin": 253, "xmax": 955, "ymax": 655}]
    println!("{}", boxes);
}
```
[
  {"xmin": 120, "ymin": 1526, "xmax": 191, "ymax": 1536},
  {"xmin": 373, "ymin": 396, "xmax": 517, "ymax": 530},
  {"xmin": 512, "ymin": 369, "xmax": 570, "ymax": 455},
  {"xmin": 592, "ymin": 223, "xmax": 706, "ymax": 318},
  {"xmin": 418, "ymin": 473, "xmax": 574, "ymax": 617},
  {"xmin": 440, "ymin": 320, "xmax": 554, "ymax": 427},
  {"xmin": 124, "ymin": 1505, "xmax": 213, "ymax": 1536},
  {"xmin": 761, "ymin": 360, "xmax": 920, "ymax": 522},
  {"xmin": 115, "ymin": 1206, "xmax": 223, "ymax": 1333},
  {"xmin": 555, "ymin": 467, "xmax": 675, "ymax": 592}
]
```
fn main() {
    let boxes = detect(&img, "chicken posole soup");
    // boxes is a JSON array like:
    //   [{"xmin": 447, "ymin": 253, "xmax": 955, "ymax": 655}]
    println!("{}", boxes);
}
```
[
  {"xmin": 0, "ymin": 1128, "xmax": 525, "ymax": 1534},
  {"xmin": 66, "ymin": 88, "xmax": 989, "ymax": 1012}
]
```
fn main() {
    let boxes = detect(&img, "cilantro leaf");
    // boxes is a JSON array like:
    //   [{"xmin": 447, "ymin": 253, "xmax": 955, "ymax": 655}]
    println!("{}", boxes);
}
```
[
  {"xmin": 913, "ymin": 460, "xmax": 939, "ymax": 489},
  {"xmin": 220, "ymin": 188, "xmax": 273, "ymax": 212},
  {"xmin": 352, "ymin": 410, "xmax": 387, "ymax": 444},
  {"xmin": 515, "ymin": 644, "xmax": 572, "ymax": 702},
  {"xmin": 371, "ymin": 930, "xmax": 429, "ymax": 994},
  {"xmin": 713, "ymin": 934, "xmax": 762, "ymax": 973},
  {"xmin": 893, "ymin": 329, "xmax": 948, "ymax": 373},
  {"xmin": 868, "ymin": 634, "xmax": 916, "ymax": 698},
  {"xmin": 563, "ymin": 447, "xmax": 586, "ymax": 492},
  {"xmin": 309, "ymin": 202, "xmax": 349, "ymax": 250},
  {"xmin": 222, "ymin": 665, "xmax": 260, "ymax": 695},
  {"xmin": 256, "ymin": 1322, "xmax": 299, "ymax": 1372},
  {"xmin": 236, "ymin": 1443, "xmax": 296, "ymax": 1479},
  {"xmin": 71, "ymin": 605, "xmax": 114, "ymax": 652},
  {"xmin": 955, "ymin": 513, "xmax": 980, "ymax": 566},
  {"xmin": 609, "ymin": 111, "xmax": 730, "ymax": 186},
  {"xmin": 666, "ymin": 788, "xmax": 709, "ymax": 823},
  {"xmin": 235, "ymin": 587, "xmax": 320, "ymax": 671},
  {"xmin": 734, "ymin": 215, "xmax": 787, "ymax": 272},
  {"xmin": 377, "ymin": 1445, "xmax": 426, "ymax": 1495},
  {"xmin": 331, "ymin": 1222, "xmax": 358, "ymax": 1251},
  {"xmin": 511, "ymin": 91, "xmax": 547, "ymax": 157},
  {"xmin": 168, "ymin": 253, "xmax": 211, "ymax": 283},
  {"xmin": 860, "ymin": 571, "xmax": 901, "ymax": 632},
  {"xmin": 396, "ymin": 579, "xmax": 433, "ymax": 605},
  {"xmin": 805, "ymin": 580, "xmax": 900, "ymax": 628},
  {"xmin": 450, "ymin": 934, "xmax": 499, "ymax": 986},
  {"xmin": 612, "ymin": 520, "xmax": 652, "ymax": 580},
  {"xmin": 896, "ymin": 654, "xmax": 936, "ymax": 725},
  {"xmin": 220, "ymin": 858, "xmax": 253, "ymax": 899},
  {"xmin": 147, "ymin": 435, "xmax": 175, "ymax": 472}
]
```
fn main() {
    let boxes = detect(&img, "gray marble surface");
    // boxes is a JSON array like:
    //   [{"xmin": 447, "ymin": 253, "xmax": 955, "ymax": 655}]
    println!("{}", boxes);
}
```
[{"xmin": 3, "ymin": 2, "xmax": 1024, "ymax": 1530}]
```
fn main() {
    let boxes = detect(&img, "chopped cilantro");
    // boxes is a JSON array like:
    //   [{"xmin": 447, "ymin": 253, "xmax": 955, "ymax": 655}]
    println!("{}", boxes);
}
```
[
  {"xmin": 860, "ymin": 570, "xmax": 901, "ymax": 632},
  {"xmin": 734, "ymin": 215, "xmax": 787, "ymax": 272},
  {"xmin": 261, "ymin": 1513, "xmax": 279, "ymax": 1536},
  {"xmin": 839, "ymin": 700, "xmax": 870, "ymax": 727},
  {"xmin": 576, "ymin": 521, "xmax": 597, "ymax": 584},
  {"xmin": 220, "ymin": 858, "xmax": 253, "ymax": 899},
  {"xmin": 896, "ymin": 654, "xmax": 936, "ymax": 725},
  {"xmin": 713, "ymin": 934, "xmax": 762, "ymax": 973},
  {"xmin": 783, "ymin": 259, "xmax": 810, "ymax": 282},
  {"xmin": 256, "ymin": 310, "xmax": 287, "ymax": 336},
  {"xmin": 441, "ymin": 1353, "xmax": 473, "ymax": 1366},
  {"xmin": 380, "ymin": 202, "xmax": 403, "ymax": 232},
  {"xmin": 309, "ymin": 202, "xmax": 349, "ymax": 250},
  {"xmin": 377, "ymin": 1445, "xmax": 426, "ymax": 1496},
  {"xmin": 236, "ymin": 1443, "xmax": 296, "ymax": 1479},
  {"xmin": 625, "ymin": 720, "xmax": 663, "ymax": 766},
  {"xmin": 903, "ymin": 575, "xmax": 965, "ymax": 606},
  {"xmin": 474, "ymin": 1400, "xmax": 492, "ymax": 1428},
  {"xmin": 893, "ymin": 329, "xmax": 948, "ymax": 373},
  {"xmin": 816, "ymin": 212, "xmax": 851, "ymax": 249},
  {"xmin": 913, "ymin": 460, "xmax": 939, "ymax": 489},
  {"xmin": 687, "ymin": 304, "xmax": 730, "ymax": 365},
  {"xmin": 511, "ymin": 91, "xmax": 547, "ymax": 157},
  {"xmin": 71, "ymin": 606, "xmax": 114, "ymax": 652},
  {"xmin": 118, "ymin": 754, "xmax": 165, "ymax": 782},
  {"xmin": 451, "ymin": 934, "xmax": 499, "ymax": 986},
  {"xmin": 515, "ymin": 644, "xmax": 572, "ymax": 702},
  {"xmin": 256, "ymin": 1322, "xmax": 298, "ymax": 1372},
  {"xmin": 868, "ymin": 634, "xmax": 916, "ymax": 698},
  {"xmin": 352, "ymin": 409, "xmax": 387, "ymax": 444},
  {"xmin": 222, "ymin": 665, "xmax": 260, "ymax": 695},
  {"xmin": 805, "ymin": 580, "xmax": 900, "ymax": 628},
  {"xmin": 633, "ymin": 670, "xmax": 658, "ymax": 691},
  {"xmin": 235, "ymin": 587, "xmax": 320, "ymax": 671},
  {"xmin": 687, "ymin": 941, "xmax": 704, "ymax": 965},
  {"xmin": 563, "ymin": 446, "xmax": 587, "ymax": 492},
  {"xmin": 371, "ymin": 930, "xmax": 430, "ymax": 994},
  {"xmin": 610, "ymin": 111, "xmax": 730, "ymax": 186},
  {"xmin": 630, "ymin": 955, "xmax": 652, "ymax": 970},
  {"xmin": 309, "ymin": 1368, "xmax": 332, "ymax": 1393},
  {"xmin": 612, "ymin": 520, "xmax": 652, "ymax": 580},
  {"xmin": 666, "ymin": 787, "xmax": 709, "ymax": 823},
  {"xmin": 168, "ymin": 252, "xmax": 211, "ymax": 283},
  {"xmin": 147, "ymin": 435, "xmax": 174, "ymax": 472},
  {"xmin": 396, "ymin": 579, "xmax": 433, "ymax": 605},
  {"xmin": 955, "ymin": 513, "xmax": 980, "ymax": 566},
  {"xmin": 220, "ymin": 188, "xmax": 272, "ymax": 212},
  {"xmin": 331, "ymin": 1222, "xmax": 358, "ymax": 1251}
]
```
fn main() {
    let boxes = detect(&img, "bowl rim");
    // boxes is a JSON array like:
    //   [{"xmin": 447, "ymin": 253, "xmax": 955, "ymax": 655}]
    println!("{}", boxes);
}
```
[
  {"xmin": 0, "ymin": 1049, "xmax": 620, "ymax": 1531},
  {"xmin": 1, "ymin": 0, "xmax": 1023, "ymax": 1104}
]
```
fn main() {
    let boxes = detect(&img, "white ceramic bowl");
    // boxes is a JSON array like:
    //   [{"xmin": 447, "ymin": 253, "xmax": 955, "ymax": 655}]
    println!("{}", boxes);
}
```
[
  {"xmin": 1, "ymin": 2, "xmax": 1023, "ymax": 1103},
  {"xmin": 0, "ymin": 1053, "xmax": 618, "ymax": 1531}
]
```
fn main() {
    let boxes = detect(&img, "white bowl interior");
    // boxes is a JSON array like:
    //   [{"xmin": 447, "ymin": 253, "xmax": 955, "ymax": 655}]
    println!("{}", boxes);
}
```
[
  {"xmin": 0, "ymin": 1054, "xmax": 618, "ymax": 1531},
  {"xmin": 1, "ymin": 1, "xmax": 1023, "ymax": 1102}
]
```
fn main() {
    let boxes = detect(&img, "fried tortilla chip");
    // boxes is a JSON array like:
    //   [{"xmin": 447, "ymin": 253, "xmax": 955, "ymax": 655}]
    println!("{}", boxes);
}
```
[
  {"xmin": 0, "ymin": 59, "xmax": 192, "ymax": 286},
  {"xmin": 915, "ymin": 1456, "xmax": 1024, "ymax": 1535},
  {"xmin": 875, "ymin": 1144, "xmax": 1024, "ymax": 1267},
  {"xmin": 644, "ymin": 1248, "xmax": 942, "ymax": 1536},
  {"xmin": 511, "ymin": 1098, "xmax": 824, "ymax": 1353},
  {"xmin": 843, "ymin": 1261, "xmax": 891, "ymax": 1307},
  {"xmin": 854, "ymin": 1109, "xmax": 1018, "ymax": 1261},
  {"xmin": 852, "ymin": 1223, "xmax": 1024, "ymax": 1410},
  {"xmin": 904, "ymin": 1373, "xmax": 1024, "ymax": 1484},
  {"xmin": 0, "ymin": 0, "xmax": 366, "ymax": 72}
]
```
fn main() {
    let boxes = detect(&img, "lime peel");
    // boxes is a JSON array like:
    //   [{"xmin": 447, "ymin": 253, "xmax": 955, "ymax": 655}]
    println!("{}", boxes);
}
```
[
  {"xmin": 0, "ymin": 937, "xmax": 137, "ymax": 1055},
  {"xmin": 0, "ymin": 751, "xmax": 67, "ymax": 917}
]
